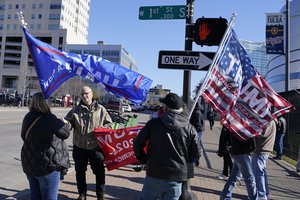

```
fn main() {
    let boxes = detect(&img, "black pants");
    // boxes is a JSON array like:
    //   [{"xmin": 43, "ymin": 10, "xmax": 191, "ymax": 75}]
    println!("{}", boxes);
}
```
[
  {"xmin": 209, "ymin": 120, "xmax": 214, "ymax": 130},
  {"xmin": 73, "ymin": 145, "xmax": 105, "ymax": 196},
  {"xmin": 222, "ymin": 153, "xmax": 232, "ymax": 177}
]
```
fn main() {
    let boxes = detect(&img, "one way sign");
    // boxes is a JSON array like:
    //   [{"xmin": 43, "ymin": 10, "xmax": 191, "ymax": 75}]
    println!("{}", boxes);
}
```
[{"xmin": 158, "ymin": 50, "xmax": 215, "ymax": 70}]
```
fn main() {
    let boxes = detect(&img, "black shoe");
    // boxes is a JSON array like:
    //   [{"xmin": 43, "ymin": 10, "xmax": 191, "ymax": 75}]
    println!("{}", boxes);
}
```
[
  {"xmin": 77, "ymin": 193, "xmax": 86, "ymax": 200},
  {"xmin": 274, "ymin": 156, "xmax": 282, "ymax": 160},
  {"xmin": 97, "ymin": 194, "xmax": 105, "ymax": 200}
]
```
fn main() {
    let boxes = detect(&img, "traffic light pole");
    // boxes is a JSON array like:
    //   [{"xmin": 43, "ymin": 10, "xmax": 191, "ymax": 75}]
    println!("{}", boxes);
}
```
[
  {"xmin": 181, "ymin": 2, "xmax": 195, "ymax": 200},
  {"xmin": 182, "ymin": 0, "xmax": 194, "ymax": 107}
]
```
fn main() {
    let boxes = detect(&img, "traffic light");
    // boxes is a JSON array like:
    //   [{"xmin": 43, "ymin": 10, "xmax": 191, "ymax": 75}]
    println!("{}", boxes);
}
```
[{"xmin": 193, "ymin": 17, "xmax": 228, "ymax": 46}]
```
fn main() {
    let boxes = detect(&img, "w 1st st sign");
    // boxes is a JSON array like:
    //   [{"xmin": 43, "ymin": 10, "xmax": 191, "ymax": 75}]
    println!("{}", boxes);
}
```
[{"xmin": 158, "ymin": 51, "xmax": 215, "ymax": 70}]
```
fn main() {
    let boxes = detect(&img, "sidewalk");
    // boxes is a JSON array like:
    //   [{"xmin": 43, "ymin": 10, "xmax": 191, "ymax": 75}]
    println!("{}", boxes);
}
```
[{"xmin": 13, "ymin": 122, "xmax": 300, "ymax": 200}]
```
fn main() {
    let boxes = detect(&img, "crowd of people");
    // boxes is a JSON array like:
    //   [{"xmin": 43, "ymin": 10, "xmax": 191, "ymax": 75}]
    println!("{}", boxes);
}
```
[{"xmin": 20, "ymin": 88, "xmax": 287, "ymax": 200}]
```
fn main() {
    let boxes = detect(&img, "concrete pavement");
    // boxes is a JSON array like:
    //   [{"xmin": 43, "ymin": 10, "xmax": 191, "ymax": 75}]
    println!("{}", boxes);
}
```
[{"xmin": 3, "ymin": 116, "xmax": 300, "ymax": 200}]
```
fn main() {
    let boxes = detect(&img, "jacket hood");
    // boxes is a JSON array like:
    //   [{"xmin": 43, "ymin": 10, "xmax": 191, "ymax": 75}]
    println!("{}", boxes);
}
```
[{"xmin": 160, "ymin": 111, "xmax": 190, "ymax": 130}]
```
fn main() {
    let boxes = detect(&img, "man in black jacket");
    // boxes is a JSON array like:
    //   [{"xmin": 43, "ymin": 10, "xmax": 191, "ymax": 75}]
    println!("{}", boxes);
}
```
[
  {"xmin": 190, "ymin": 102, "xmax": 205, "ymax": 166},
  {"xmin": 133, "ymin": 93, "xmax": 202, "ymax": 199}
]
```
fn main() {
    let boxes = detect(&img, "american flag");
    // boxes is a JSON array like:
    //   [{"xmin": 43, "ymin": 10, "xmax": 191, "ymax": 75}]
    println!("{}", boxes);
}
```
[{"xmin": 202, "ymin": 29, "xmax": 294, "ymax": 140}]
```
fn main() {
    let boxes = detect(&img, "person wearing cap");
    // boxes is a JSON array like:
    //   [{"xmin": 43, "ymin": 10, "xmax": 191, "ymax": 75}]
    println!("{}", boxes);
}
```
[{"xmin": 133, "ymin": 92, "xmax": 202, "ymax": 199}]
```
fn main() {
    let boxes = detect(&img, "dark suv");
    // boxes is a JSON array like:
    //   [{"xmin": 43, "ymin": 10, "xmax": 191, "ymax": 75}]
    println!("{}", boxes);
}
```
[{"xmin": 105, "ymin": 100, "xmax": 124, "ymax": 115}]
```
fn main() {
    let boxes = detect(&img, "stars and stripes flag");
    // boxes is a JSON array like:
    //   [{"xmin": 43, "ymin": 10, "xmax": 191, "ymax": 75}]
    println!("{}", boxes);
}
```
[
  {"xmin": 22, "ymin": 27, "xmax": 153, "ymax": 104},
  {"xmin": 202, "ymin": 28, "xmax": 294, "ymax": 140}
]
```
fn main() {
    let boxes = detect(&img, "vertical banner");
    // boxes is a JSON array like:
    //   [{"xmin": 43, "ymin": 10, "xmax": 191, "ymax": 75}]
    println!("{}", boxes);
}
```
[{"xmin": 266, "ymin": 13, "xmax": 284, "ymax": 54}]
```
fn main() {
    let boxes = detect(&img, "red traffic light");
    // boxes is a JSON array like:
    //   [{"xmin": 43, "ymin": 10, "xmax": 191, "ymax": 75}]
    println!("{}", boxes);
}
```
[{"xmin": 193, "ymin": 17, "xmax": 228, "ymax": 46}]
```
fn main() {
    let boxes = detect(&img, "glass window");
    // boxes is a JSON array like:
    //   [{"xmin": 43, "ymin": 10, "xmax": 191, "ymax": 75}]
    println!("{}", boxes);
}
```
[
  {"xmin": 32, "ymin": 4, "xmax": 36, "ymax": 9},
  {"xmin": 39, "ymin": 3, "xmax": 43, "ymax": 9},
  {"xmin": 15, "ymin": 4, "xmax": 19, "ymax": 9},
  {"xmin": 22, "ymin": 4, "xmax": 26, "ymax": 9},
  {"xmin": 48, "ymin": 24, "xmax": 59, "ymax": 30},
  {"xmin": 8, "ymin": 4, "xmax": 12, "ymax": 9},
  {"xmin": 8, "ymin": 14, "xmax": 11, "ymax": 19},
  {"xmin": 0, "ymin": 15, "xmax": 4, "ymax": 20}
]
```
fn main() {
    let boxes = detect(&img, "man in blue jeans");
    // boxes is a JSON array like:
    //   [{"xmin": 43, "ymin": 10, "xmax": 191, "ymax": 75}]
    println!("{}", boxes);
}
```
[
  {"xmin": 252, "ymin": 120, "xmax": 276, "ymax": 200},
  {"xmin": 220, "ymin": 132, "xmax": 259, "ymax": 200},
  {"xmin": 274, "ymin": 116, "xmax": 286, "ymax": 160}
]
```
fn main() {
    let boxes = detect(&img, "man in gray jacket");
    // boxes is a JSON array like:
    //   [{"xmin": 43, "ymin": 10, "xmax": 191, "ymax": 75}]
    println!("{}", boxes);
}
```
[
  {"xmin": 252, "ymin": 119, "xmax": 277, "ymax": 200},
  {"xmin": 133, "ymin": 93, "xmax": 202, "ymax": 199}
]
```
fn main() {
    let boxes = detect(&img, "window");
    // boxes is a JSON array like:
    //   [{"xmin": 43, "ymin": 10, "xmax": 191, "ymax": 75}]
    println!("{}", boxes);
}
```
[
  {"xmin": 39, "ymin": 4, "xmax": 43, "ymax": 9},
  {"xmin": 8, "ymin": 4, "xmax": 12, "ymax": 9},
  {"xmin": 38, "ymin": 14, "xmax": 42, "ymax": 19},
  {"xmin": 0, "ymin": 15, "xmax": 4, "ymax": 20},
  {"xmin": 48, "ymin": 24, "xmax": 59, "ymax": 30},
  {"xmin": 15, "ymin": 4, "xmax": 19, "ymax": 9},
  {"xmin": 50, "ymin": 4, "xmax": 61, "ymax": 9},
  {"xmin": 32, "ymin": 4, "xmax": 36, "ymax": 9},
  {"xmin": 8, "ymin": 14, "xmax": 11, "ymax": 19},
  {"xmin": 3, "ymin": 77, "xmax": 18, "ymax": 88},
  {"xmin": 6, "ymin": 37, "xmax": 22, "ymax": 43},
  {"xmin": 22, "ymin": 4, "xmax": 26, "ymax": 9},
  {"xmin": 49, "ymin": 14, "xmax": 60, "ymax": 20},
  {"xmin": 31, "ymin": 14, "xmax": 35, "ymax": 19}
]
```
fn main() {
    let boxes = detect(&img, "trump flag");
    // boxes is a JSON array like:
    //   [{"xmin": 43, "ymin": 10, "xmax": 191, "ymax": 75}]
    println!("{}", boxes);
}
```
[
  {"xmin": 202, "ymin": 28, "xmax": 294, "ymax": 140},
  {"xmin": 94, "ymin": 126, "xmax": 144, "ymax": 171},
  {"xmin": 22, "ymin": 27, "xmax": 153, "ymax": 104}
]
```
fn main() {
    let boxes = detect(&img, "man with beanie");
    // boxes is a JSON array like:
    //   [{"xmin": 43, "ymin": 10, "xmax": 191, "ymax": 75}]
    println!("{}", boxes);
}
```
[
  {"xmin": 252, "ymin": 120, "xmax": 277, "ymax": 200},
  {"xmin": 133, "ymin": 92, "xmax": 202, "ymax": 199}
]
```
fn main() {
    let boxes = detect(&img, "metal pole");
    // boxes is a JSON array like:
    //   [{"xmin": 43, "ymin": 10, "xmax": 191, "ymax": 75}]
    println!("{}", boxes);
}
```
[
  {"xmin": 285, "ymin": 0, "xmax": 290, "ymax": 91},
  {"xmin": 182, "ymin": 0, "xmax": 194, "ymax": 108}
]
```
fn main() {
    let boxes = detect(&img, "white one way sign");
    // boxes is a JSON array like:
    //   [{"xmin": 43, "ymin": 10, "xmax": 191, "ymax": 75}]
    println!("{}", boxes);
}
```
[{"xmin": 158, "ymin": 50, "xmax": 215, "ymax": 70}]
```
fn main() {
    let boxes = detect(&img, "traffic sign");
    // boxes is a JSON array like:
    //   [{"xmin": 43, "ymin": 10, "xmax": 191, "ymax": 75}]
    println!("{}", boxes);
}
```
[
  {"xmin": 139, "ymin": 5, "xmax": 186, "ymax": 20},
  {"xmin": 158, "ymin": 51, "xmax": 215, "ymax": 70}
]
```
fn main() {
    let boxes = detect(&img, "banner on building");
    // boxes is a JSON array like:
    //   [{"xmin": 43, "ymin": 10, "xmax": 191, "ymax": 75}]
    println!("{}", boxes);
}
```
[
  {"xmin": 266, "ymin": 13, "xmax": 284, "ymax": 54},
  {"xmin": 94, "ymin": 126, "xmax": 144, "ymax": 171}
]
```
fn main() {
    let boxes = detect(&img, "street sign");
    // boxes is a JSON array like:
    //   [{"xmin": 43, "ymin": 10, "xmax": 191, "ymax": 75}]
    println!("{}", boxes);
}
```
[
  {"xmin": 139, "ymin": 5, "xmax": 186, "ymax": 20},
  {"xmin": 158, "ymin": 51, "xmax": 215, "ymax": 70}
]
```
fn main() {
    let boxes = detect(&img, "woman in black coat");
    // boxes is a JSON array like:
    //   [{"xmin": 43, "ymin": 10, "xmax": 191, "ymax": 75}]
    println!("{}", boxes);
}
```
[{"xmin": 21, "ymin": 92, "xmax": 70, "ymax": 200}]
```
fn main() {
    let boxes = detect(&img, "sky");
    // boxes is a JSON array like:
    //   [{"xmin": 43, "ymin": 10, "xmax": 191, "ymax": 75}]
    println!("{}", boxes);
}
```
[{"xmin": 87, "ymin": 0, "xmax": 286, "ymax": 97}]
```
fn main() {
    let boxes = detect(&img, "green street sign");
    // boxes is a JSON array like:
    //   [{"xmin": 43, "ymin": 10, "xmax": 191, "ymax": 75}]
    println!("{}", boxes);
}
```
[{"xmin": 139, "ymin": 5, "xmax": 186, "ymax": 20}]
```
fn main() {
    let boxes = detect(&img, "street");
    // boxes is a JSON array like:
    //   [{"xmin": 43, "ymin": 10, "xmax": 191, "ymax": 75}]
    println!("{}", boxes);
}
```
[{"xmin": 0, "ymin": 107, "xmax": 150, "ymax": 198}]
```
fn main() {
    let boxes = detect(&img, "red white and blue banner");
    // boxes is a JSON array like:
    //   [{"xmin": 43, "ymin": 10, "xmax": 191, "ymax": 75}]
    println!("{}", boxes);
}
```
[
  {"xmin": 94, "ymin": 126, "xmax": 144, "ymax": 171},
  {"xmin": 202, "ymin": 28, "xmax": 294, "ymax": 140},
  {"xmin": 266, "ymin": 13, "xmax": 284, "ymax": 54},
  {"xmin": 22, "ymin": 27, "xmax": 153, "ymax": 104}
]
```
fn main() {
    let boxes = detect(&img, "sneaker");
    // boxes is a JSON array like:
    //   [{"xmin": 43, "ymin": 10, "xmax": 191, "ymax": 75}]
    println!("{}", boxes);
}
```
[
  {"xmin": 217, "ymin": 174, "xmax": 228, "ymax": 180},
  {"xmin": 97, "ymin": 194, "xmax": 105, "ymax": 200},
  {"xmin": 77, "ymin": 194, "xmax": 86, "ymax": 200}
]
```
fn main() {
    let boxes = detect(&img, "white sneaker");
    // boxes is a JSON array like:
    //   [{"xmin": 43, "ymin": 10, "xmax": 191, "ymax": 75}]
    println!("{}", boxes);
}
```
[{"xmin": 217, "ymin": 174, "xmax": 228, "ymax": 180}]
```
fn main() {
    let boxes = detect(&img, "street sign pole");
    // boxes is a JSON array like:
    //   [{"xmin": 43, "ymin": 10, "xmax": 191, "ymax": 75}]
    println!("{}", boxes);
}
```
[
  {"xmin": 183, "ymin": 0, "xmax": 194, "ymax": 108},
  {"xmin": 180, "ymin": 1, "xmax": 195, "ymax": 200}
]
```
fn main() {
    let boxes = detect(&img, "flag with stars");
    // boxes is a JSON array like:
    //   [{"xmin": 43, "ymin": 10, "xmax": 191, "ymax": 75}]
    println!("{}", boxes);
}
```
[
  {"xmin": 202, "ymin": 28, "xmax": 294, "ymax": 140},
  {"xmin": 22, "ymin": 27, "xmax": 152, "ymax": 103}
]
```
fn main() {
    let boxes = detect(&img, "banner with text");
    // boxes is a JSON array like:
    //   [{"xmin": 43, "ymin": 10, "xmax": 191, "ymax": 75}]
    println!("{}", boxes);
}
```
[
  {"xmin": 94, "ymin": 126, "xmax": 144, "ymax": 171},
  {"xmin": 266, "ymin": 13, "xmax": 284, "ymax": 54}
]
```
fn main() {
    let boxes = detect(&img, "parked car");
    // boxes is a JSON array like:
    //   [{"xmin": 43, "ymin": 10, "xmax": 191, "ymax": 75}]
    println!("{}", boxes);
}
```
[
  {"xmin": 122, "ymin": 103, "xmax": 132, "ymax": 112},
  {"xmin": 105, "ymin": 100, "xmax": 124, "ymax": 115}
]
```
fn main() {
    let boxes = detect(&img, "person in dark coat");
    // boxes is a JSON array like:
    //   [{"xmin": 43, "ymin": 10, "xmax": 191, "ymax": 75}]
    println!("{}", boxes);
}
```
[
  {"xmin": 190, "ymin": 102, "xmax": 205, "ymax": 166},
  {"xmin": 21, "ymin": 92, "xmax": 70, "ymax": 200},
  {"xmin": 207, "ymin": 108, "xmax": 216, "ymax": 130},
  {"xmin": 274, "ymin": 116, "xmax": 287, "ymax": 160},
  {"xmin": 217, "ymin": 126, "xmax": 233, "ymax": 180},
  {"xmin": 133, "ymin": 92, "xmax": 202, "ymax": 199}
]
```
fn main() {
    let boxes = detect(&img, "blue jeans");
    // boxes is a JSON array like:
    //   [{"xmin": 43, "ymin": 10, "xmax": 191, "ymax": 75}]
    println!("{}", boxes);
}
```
[
  {"xmin": 141, "ymin": 176, "xmax": 182, "ymax": 200},
  {"xmin": 197, "ymin": 131, "xmax": 203, "ymax": 141},
  {"xmin": 27, "ymin": 170, "xmax": 60, "ymax": 200},
  {"xmin": 275, "ymin": 133, "xmax": 285, "ymax": 158},
  {"xmin": 220, "ymin": 154, "xmax": 259, "ymax": 200},
  {"xmin": 252, "ymin": 153, "xmax": 269, "ymax": 199}
]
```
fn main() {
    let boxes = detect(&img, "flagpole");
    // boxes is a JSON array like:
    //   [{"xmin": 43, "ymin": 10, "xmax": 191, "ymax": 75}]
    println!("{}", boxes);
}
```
[
  {"xmin": 187, "ymin": 13, "xmax": 237, "ymax": 119},
  {"xmin": 17, "ymin": 11, "xmax": 27, "ymax": 28}
]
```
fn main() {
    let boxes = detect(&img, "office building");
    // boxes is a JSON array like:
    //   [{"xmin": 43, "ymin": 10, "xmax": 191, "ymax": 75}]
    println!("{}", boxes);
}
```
[
  {"xmin": 265, "ymin": 0, "xmax": 300, "ymax": 93},
  {"xmin": 0, "ymin": 0, "xmax": 90, "ymax": 95},
  {"xmin": 240, "ymin": 40, "xmax": 272, "ymax": 77}
]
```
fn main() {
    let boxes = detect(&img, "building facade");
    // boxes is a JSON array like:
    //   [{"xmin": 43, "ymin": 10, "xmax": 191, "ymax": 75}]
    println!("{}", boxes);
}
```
[
  {"xmin": 0, "ymin": 0, "xmax": 90, "ymax": 95},
  {"xmin": 240, "ymin": 40, "xmax": 272, "ymax": 77},
  {"xmin": 265, "ymin": 0, "xmax": 300, "ymax": 93}
]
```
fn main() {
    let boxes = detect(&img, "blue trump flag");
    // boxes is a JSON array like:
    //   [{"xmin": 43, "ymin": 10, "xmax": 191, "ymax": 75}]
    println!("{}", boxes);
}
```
[{"xmin": 22, "ymin": 27, "xmax": 153, "ymax": 104}]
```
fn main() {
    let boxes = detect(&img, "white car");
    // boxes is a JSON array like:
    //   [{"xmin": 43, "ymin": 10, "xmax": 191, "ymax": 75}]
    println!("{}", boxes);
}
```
[{"xmin": 122, "ymin": 103, "xmax": 132, "ymax": 112}]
